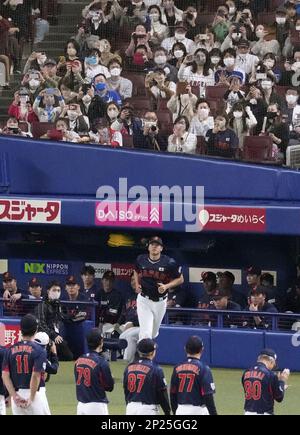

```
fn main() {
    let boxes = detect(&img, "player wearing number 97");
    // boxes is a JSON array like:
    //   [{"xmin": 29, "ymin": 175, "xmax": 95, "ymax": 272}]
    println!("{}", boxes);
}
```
[
  {"xmin": 242, "ymin": 349, "xmax": 290, "ymax": 415},
  {"xmin": 75, "ymin": 329, "xmax": 114, "ymax": 415},
  {"xmin": 2, "ymin": 314, "xmax": 49, "ymax": 415},
  {"xmin": 124, "ymin": 339, "xmax": 171, "ymax": 415},
  {"xmin": 170, "ymin": 336, "xmax": 217, "ymax": 415}
]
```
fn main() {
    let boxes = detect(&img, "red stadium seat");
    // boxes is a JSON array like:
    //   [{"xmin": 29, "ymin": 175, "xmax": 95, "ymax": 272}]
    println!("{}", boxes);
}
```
[
  {"xmin": 257, "ymin": 13, "xmax": 276, "ymax": 25},
  {"xmin": 242, "ymin": 136, "xmax": 273, "ymax": 162},
  {"xmin": 122, "ymin": 135, "xmax": 134, "ymax": 149},
  {"xmin": 31, "ymin": 122, "xmax": 55, "ymax": 139},
  {"xmin": 196, "ymin": 14, "xmax": 215, "ymax": 26},
  {"xmin": 157, "ymin": 110, "xmax": 173, "ymax": 134},
  {"xmin": 128, "ymin": 97, "xmax": 152, "ymax": 113},
  {"xmin": 196, "ymin": 136, "xmax": 206, "ymax": 155},
  {"xmin": 19, "ymin": 122, "xmax": 30, "ymax": 133},
  {"xmin": 206, "ymin": 85, "xmax": 228, "ymax": 101}
]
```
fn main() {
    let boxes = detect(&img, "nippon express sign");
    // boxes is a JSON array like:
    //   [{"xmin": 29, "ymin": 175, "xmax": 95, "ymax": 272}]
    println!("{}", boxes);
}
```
[{"xmin": 24, "ymin": 262, "xmax": 70, "ymax": 276}]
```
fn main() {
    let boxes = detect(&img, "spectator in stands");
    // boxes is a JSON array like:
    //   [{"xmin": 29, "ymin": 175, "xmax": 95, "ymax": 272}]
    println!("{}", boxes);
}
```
[
  {"xmin": 169, "ymin": 41, "xmax": 187, "ymax": 69},
  {"xmin": 211, "ymin": 289, "xmax": 241, "ymax": 327},
  {"xmin": 152, "ymin": 47, "xmax": 178, "ymax": 82},
  {"xmin": 251, "ymin": 25, "xmax": 280, "ymax": 59},
  {"xmin": 33, "ymin": 88, "xmax": 65, "ymax": 123},
  {"xmin": 162, "ymin": 23, "xmax": 195, "ymax": 55},
  {"xmin": 215, "ymin": 48, "xmax": 245, "ymax": 85},
  {"xmin": 107, "ymin": 58, "xmax": 133, "ymax": 100},
  {"xmin": 8, "ymin": 88, "xmax": 38, "ymax": 123},
  {"xmin": 148, "ymin": 5, "xmax": 169, "ymax": 46},
  {"xmin": 49, "ymin": 118, "xmax": 81, "ymax": 143},
  {"xmin": 98, "ymin": 271, "xmax": 123, "ymax": 331},
  {"xmin": 205, "ymin": 115, "xmax": 239, "ymax": 158},
  {"xmin": 32, "ymin": 8, "xmax": 49, "ymax": 48},
  {"xmin": 78, "ymin": 83, "xmax": 105, "ymax": 123},
  {"xmin": 228, "ymin": 103, "xmax": 257, "ymax": 149},
  {"xmin": 81, "ymin": 265, "xmax": 99, "ymax": 301},
  {"xmin": 145, "ymin": 68, "xmax": 176, "ymax": 105},
  {"xmin": 97, "ymin": 38, "xmax": 121, "ymax": 67},
  {"xmin": 178, "ymin": 49, "xmax": 215, "ymax": 97},
  {"xmin": 194, "ymin": 26, "xmax": 220, "ymax": 53},
  {"xmin": 59, "ymin": 83, "xmax": 79, "ymax": 105},
  {"xmin": 125, "ymin": 24, "xmax": 153, "ymax": 61},
  {"xmin": 212, "ymin": 5, "xmax": 230, "ymax": 43},
  {"xmin": 261, "ymin": 53, "xmax": 282, "ymax": 83},
  {"xmin": 246, "ymin": 266, "xmax": 261, "ymax": 291},
  {"xmin": 61, "ymin": 103, "xmax": 90, "ymax": 135},
  {"xmin": 93, "ymin": 73, "xmax": 122, "ymax": 106},
  {"xmin": 35, "ymin": 281, "xmax": 73, "ymax": 361},
  {"xmin": 189, "ymin": 98, "xmax": 214, "ymax": 137},
  {"xmin": 84, "ymin": 48, "xmax": 110, "ymax": 83},
  {"xmin": 168, "ymin": 115, "xmax": 197, "ymax": 154},
  {"xmin": 90, "ymin": 117, "xmax": 123, "ymax": 147},
  {"xmin": 0, "ymin": 272, "xmax": 24, "ymax": 302},
  {"xmin": 113, "ymin": 103, "xmax": 142, "ymax": 137},
  {"xmin": 265, "ymin": 103, "xmax": 290, "ymax": 159},
  {"xmin": 224, "ymin": 75, "xmax": 246, "ymax": 112},
  {"xmin": 285, "ymin": 278, "xmax": 300, "ymax": 313},
  {"xmin": 21, "ymin": 69, "xmax": 44, "ymax": 100},
  {"xmin": 41, "ymin": 58, "xmax": 61, "ymax": 89},
  {"xmin": 0, "ymin": 14, "xmax": 11, "ymax": 88},
  {"xmin": 0, "ymin": 116, "xmax": 31, "ymax": 137},
  {"xmin": 285, "ymin": 88, "xmax": 300, "ymax": 131},
  {"xmin": 133, "ymin": 111, "xmax": 167, "ymax": 150},
  {"xmin": 121, "ymin": 0, "xmax": 148, "ymax": 28},
  {"xmin": 260, "ymin": 75, "xmax": 285, "ymax": 111},
  {"xmin": 182, "ymin": 4, "xmax": 200, "ymax": 41},
  {"xmin": 160, "ymin": 0, "xmax": 183, "ymax": 35},
  {"xmin": 245, "ymin": 85, "xmax": 267, "ymax": 134},
  {"xmin": 274, "ymin": 6, "xmax": 294, "ymax": 56},
  {"xmin": 167, "ymin": 82, "xmax": 198, "ymax": 122},
  {"xmin": 208, "ymin": 48, "xmax": 223, "ymax": 72},
  {"xmin": 235, "ymin": 39, "xmax": 259, "ymax": 76},
  {"xmin": 243, "ymin": 287, "xmax": 278, "ymax": 329},
  {"xmin": 220, "ymin": 23, "xmax": 248, "ymax": 52},
  {"xmin": 106, "ymin": 101, "xmax": 120, "ymax": 125},
  {"xmin": 83, "ymin": 1, "xmax": 119, "ymax": 41},
  {"xmin": 23, "ymin": 51, "xmax": 47, "ymax": 74}
]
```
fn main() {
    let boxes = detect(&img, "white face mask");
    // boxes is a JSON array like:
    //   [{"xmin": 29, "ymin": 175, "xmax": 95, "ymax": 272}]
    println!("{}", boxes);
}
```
[
  {"xmin": 276, "ymin": 17, "xmax": 286, "ymax": 25},
  {"xmin": 229, "ymin": 7, "xmax": 236, "ymax": 14},
  {"xmin": 37, "ymin": 56, "xmax": 47, "ymax": 65},
  {"xmin": 174, "ymin": 50, "xmax": 184, "ymax": 59},
  {"xmin": 233, "ymin": 111, "xmax": 243, "ymax": 119},
  {"xmin": 198, "ymin": 108, "xmax": 210, "ymax": 118},
  {"xmin": 256, "ymin": 30, "xmax": 265, "ymax": 38},
  {"xmin": 224, "ymin": 58, "xmax": 235, "ymax": 67},
  {"xmin": 250, "ymin": 98, "xmax": 257, "ymax": 105},
  {"xmin": 67, "ymin": 110, "xmax": 78, "ymax": 120},
  {"xmin": 19, "ymin": 96, "xmax": 28, "ymax": 104},
  {"xmin": 48, "ymin": 290, "xmax": 61, "ymax": 301},
  {"xmin": 286, "ymin": 95, "xmax": 298, "ymax": 105},
  {"xmin": 82, "ymin": 95, "xmax": 92, "ymax": 104},
  {"xmin": 296, "ymin": 26, "xmax": 300, "ymax": 31},
  {"xmin": 211, "ymin": 56, "xmax": 220, "ymax": 65},
  {"xmin": 155, "ymin": 55, "xmax": 167, "ymax": 65},
  {"xmin": 110, "ymin": 67, "xmax": 121, "ymax": 77},
  {"xmin": 292, "ymin": 62, "xmax": 300, "ymax": 72},
  {"xmin": 175, "ymin": 32, "xmax": 185, "ymax": 41},
  {"xmin": 108, "ymin": 109, "xmax": 119, "ymax": 119},
  {"xmin": 261, "ymin": 80, "xmax": 273, "ymax": 90},
  {"xmin": 29, "ymin": 79, "xmax": 40, "ymax": 88}
]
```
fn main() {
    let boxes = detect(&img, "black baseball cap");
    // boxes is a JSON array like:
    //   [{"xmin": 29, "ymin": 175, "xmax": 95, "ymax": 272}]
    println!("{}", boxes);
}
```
[
  {"xmin": 219, "ymin": 271, "xmax": 235, "ymax": 283},
  {"xmin": 102, "ymin": 270, "xmax": 115, "ymax": 281},
  {"xmin": 137, "ymin": 339, "xmax": 156, "ymax": 355},
  {"xmin": 21, "ymin": 314, "xmax": 39, "ymax": 336},
  {"xmin": 86, "ymin": 328, "xmax": 103, "ymax": 350},
  {"xmin": 259, "ymin": 348, "xmax": 278, "ymax": 368},
  {"xmin": 249, "ymin": 286, "xmax": 266, "ymax": 297},
  {"xmin": 185, "ymin": 336, "xmax": 204, "ymax": 355},
  {"xmin": 66, "ymin": 275, "xmax": 78, "ymax": 286},
  {"xmin": 81, "ymin": 265, "xmax": 96, "ymax": 276},
  {"xmin": 201, "ymin": 271, "xmax": 217, "ymax": 283},
  {"xmin": 149, "ymin": 236, "xmax": 163, "ymax": 247},
  {"xmin": 2, "ymin": 272, "xmax": 15, "ymax": 282},
  {"xmin": 28, "ymin": 277, "xmax": 42, "ymax": 288},
  {"xmin": 247, "ymin": 266, "xmax": 262, "ymax": 276}
]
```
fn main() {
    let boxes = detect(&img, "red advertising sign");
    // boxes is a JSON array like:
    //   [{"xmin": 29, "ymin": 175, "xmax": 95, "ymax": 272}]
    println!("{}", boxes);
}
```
[
  {"xmin": 199, "ymin": 206, "xmax": 266, "ymax": 233},
  {"xmin": 0, "ymin": 322, "xmax": 21, "ymax": 347},
  {"xmin": 0, "ymin": 199, "xmax": 61, "ymax": 224}
]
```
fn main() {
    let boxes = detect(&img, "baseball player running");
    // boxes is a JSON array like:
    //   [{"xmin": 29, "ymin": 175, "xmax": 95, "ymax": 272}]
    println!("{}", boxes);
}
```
[
  {"xmin": 170, "ymin": 336, "xmax": 217, "ymax": 415},
  {"xmin": 134, "ymin": 237, "xmax": 184, "ymax": 340},
  {"xmin": 75, "ymin": 329, "xmax": 115, "ymax": 415},
  {"xmin": 242, "ymin": 348, "xmax": 290, "ymax": 415},
  {"xmin": 0, "ymin": 344, "xmax": 7, "ymax": 415},
  {"xmin": 2, "ymin": 314, "xmax": 49, "ymax": 415},
  {"xmin": 124, "ymin": 338, "xmax": 171, "ymax": 415}
]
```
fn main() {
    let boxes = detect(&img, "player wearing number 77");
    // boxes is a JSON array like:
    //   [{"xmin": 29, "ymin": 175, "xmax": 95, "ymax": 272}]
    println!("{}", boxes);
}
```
[
  {"xmin": 170, "ymin": 336, "xmax": 217, "ymax": 415},
  {"xmin": 242, "ymin": 348, "xmax": 290, "ymax": 415},
  {"xmin": 74, "ymin": 329, "xmax": 114, "ymax": 415}
]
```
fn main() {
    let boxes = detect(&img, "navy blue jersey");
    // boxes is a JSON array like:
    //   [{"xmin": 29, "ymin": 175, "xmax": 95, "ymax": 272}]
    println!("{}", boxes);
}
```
[
  {"xmin": 242, "ymin": 363, "xmax": 285, "ymax": 414},
  {"xmin": 0, "ymin": 346, "xmax": 6, "ymax": 396},
  {"xmin": 123, "ymin": 358, "xmax": 168, "ymax": 405},
  {"xmin": 135, "ymin": 254, "xmax": 182, "ymax": 300},
  {"xmin": 39, "ymin": 351, "xmax": 59, "ymax": 388},
  {"xmin": 97, "ymin": 288, "xmax": 123, "ymax": 325},
  {"xmin": 2, "ymin": 340, "xmax": 47, "ymax": 390},
  {"xmin": 75, "ymin": 351, "xmax": 114, "ymax": 403},
  {"xmin": 118, "ymin": 294, "xmax": 139, "ymax": 326},
  {"xmin": 243, "ymin": 303, "xmax": 278, "ymax": 329},
  {"xmin": 170, "ymin": 357, "xmax": 215, "ymax": 411},
  {"xmin": 82, "ymin": 284, "xmax": 100, "ymax": 301}
]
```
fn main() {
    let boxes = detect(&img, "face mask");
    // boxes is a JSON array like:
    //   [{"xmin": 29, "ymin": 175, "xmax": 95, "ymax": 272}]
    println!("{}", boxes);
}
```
[
  {"xmin": 233, "ymin": 111, "xmax": 243, "ymax": 119},
  {"xmin": 292, "ymin": 62, "xmax": 300, "ymax": 72},
  {"xmin": 267, "ymin": 111, "xmax": 277, "ymax": 119},
  {"xmin": 29, "ymin": 79, "xmax": 40, "ymax": 88},
  {"xmin": 155, "ymin": 55, "xmax": 167, "ymax": 65},
  {"xmin": 67, "ymin": 48, "xmax": 77, "ymax": 57},
  {"xmin": 261, "ymin": 81, "xmax": 272, "ymax": 90},
  {"xmin": 175, "ymin": 32, "xmax": 185, "ymax": 41},
  {"xmin": 211, "ymin": 56, "xmax": 220, "ymax": 65},
  {"xmin": 37, "ymin": 56, "xmax": 47, "ymax": 65},
  {"xmin": 82, "ymin": 95, "xmax": 92, "ymax": 104},
  {"xmin": 296, "ymin": 26, "xmax": 300, "ymax": 31},
  {"xmin": 110, "ymin": 67, "xmax": 121, "ymax": 77},
  {"xmin": 67, "ymin": 110, "xmax": 78, "ymax": 120},
  {"xmin": 256, "ymin": 30, "xmax": 265, "ymax": 38},
  {"xmin": 150, "ymin": 13, "xmax": 160, "ymax": 21},
  {"xmin": 276, "ymin": 17, "xmax": 286, "ymax": 25},
  {"xmin": 85, "ymin": 56, "xmax": 98, "ymax": 66},
  {"xmin": 95, "ymin": 82, "xmax": 106, "ymax": 92},
  {"xmin": 108, "ymin": 108, "xmax": 119, "ymax": 119},
  {"xmin": 174, "ymin": 50, "xmax": 184, "ymax": 59},
  {"xmin": 229, "ymin": 7, "xmax": 236, "ymax": 14},
  {"xmin": 250, "ymin": 98, "xmax": 257, "ymax": 105},
  {"xmin": 48, "ymin": 290, "xmax": 61, "ymax": 301},
  {"xmin": 133, "ymin": 53, "xmax": 145, "ymax": 65},
  {"xmin": 224, "ymin": 58, "xmax": 235, "ymax": 67},
  {"xmin": 198, "ymin": 108, "xmax": 209, "ymax": 118},
  {"xmin": 19, "ymin": 96, "xmax": 28, "ymax": 104},
  {"xmin": 286, "ymin": 95, "xmax": 298, "ymax": 104},
  {"xmin": 264, "ymin": 60, "xmax": 275, "ymax": 69}
]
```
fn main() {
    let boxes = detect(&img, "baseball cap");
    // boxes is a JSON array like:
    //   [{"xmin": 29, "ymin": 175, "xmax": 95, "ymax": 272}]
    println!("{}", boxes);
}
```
[
  {"xmin": 2, "ymin": 272, "xmax": 15, "ymax": 282},
  {"xmin": 34, "ymin": 332, "xmax": 50, "ymax": 347},
  {"xmin": 102, "ymin": 270, "xmax": 115, "ymax": 281},
  {"xmin": 86, "ymin": 328, "xmax": 103, "ymax": 350},
  {"xmin": 20, "ymin": 314, "xmax": 39, "ymax": 336},
  {"xmin": 212, "ymin": 288, "xmax": 230, "ymax": 300},
  {"xmin": 44, "ymin": 58, "xmax": 57, "ymax": 66},
  {"xmin": 28, "ymin": 277, "xmax": 42, "ymax": 288},
  {"xmin": 249, "ymin": 286, "xmax": 266, "ymax": 297},
  {"xmin": 219, "ymin": 271, "xmax": 235, "ymax": 283},
  {"xmin": 185, "ymin": 336, "xmax": 204, "ymax": 355},
  {"xmin": 237, "ymin": 39, "xmax": 250, "ymax": 48},
  {"xmin": 137, "ymin": 339, "xmax": 156, "ymax": 354},
  {"xmin": 201, "ymin": 271, "xmax": 217, "ymax": 283},
  {"xmin": 81, "ymin": 265, "xmax": 96, "ymax": 276},
  {"xmin": 247, "ymin": 266, "xmax": 262, "ymax": 276},
  {"xmin": 259, "ymin": 348, "xmax": 278, "ymax": 365},
  {"xmin": 149, "ymin": 236, "xmax": 163, "ymax": 247},
  {"xmin": 66, "ymin": 275, "xmax": 78, "ymax": 286}
]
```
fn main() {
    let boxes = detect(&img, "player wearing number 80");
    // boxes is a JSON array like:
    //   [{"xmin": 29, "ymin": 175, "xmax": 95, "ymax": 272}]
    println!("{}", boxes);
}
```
[
  {"xmin": 75, "ymin": 329, "xmax": 114, "ymax": 415},
  {"xmin": 170, "ymin": 336, "xmax": 217, "ymax": 415},
  {"xmin": 242, "ymin": 349, "xmax": 290, "ymax": 415}
]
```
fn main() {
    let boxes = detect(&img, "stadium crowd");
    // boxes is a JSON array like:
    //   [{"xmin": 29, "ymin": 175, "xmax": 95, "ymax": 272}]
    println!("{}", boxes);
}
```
[{"xmin": 0, "ymin": 0, "xmax": 299, "ymax": 163}]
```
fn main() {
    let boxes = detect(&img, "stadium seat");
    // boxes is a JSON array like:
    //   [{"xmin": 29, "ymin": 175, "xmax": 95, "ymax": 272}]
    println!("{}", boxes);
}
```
[
  {"xmin": 19, "ymin": 122, "xmax": 31, "ymax": 133},
  {"xmin": 122, "ymin": 135, "xmax": 133, "ymax": 149},
  {"xmin": 242, "ymin": 135, "xmax": 273, "ymax": 162},
  {"xmin": 196, "ymin": 14, "xmax": 215, "ymax": 26},
  {"xmin": 256, "ymin": 13, "xmax": 276, "ymax": 25},
  {"xmin": 196, "ymin": 136, "xmax": 206, "ymax": 155},
  {"xmin": 157, "ymin": 110, "xmax": 173, "ymax": 135},
  {"xmin": 128, "ymin": 97, "xmax": 152, "ymax": 113},
  {"xmin": 31, "ymin": 122, "xmax": 54, "ymax": 139},
  {"xmin": 206, "ymin": 85, "xmax": 228, "ymax": 101}
]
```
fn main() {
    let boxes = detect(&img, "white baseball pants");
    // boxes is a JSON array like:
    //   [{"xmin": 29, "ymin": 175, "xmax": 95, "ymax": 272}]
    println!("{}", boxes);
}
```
[
  {"xmin": 0, "ymin": 394, "xmax": 6, "ymax": 415},
  {"xmin": 77, "ymin": 402, "xmax": 109, "ymax": 415},
  {"xmin": 12, "ymin": 389, "xmax": 51, "ymax": 415},
  {"xmin": 120, "ymin": 327, "xmax": 140, "ymax": 363},
  {"xmin": 137, "ymin": 294, "xmax": 167, "ymax": 340},
  {"xmin": 176, "ymin": 405, "xmax": 209, "ymax": 415},
  {"xmin": 126, "ymin": 402, "xmax": 159, "ymax": 415}
]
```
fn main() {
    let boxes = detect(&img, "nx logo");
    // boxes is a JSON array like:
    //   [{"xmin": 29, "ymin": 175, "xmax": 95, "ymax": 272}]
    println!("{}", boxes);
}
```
[{"xmin": 25, "ymin": 263, "xmax": 45, "ymax": 274}]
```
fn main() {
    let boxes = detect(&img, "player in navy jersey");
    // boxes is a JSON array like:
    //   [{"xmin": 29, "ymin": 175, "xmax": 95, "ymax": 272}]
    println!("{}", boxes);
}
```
[
  {"xmin": 124, "ymin": 338, "xmax": 171, "ymax": 415},
  {"xmin": 0, "ymin": 345, "xmax": 7, "ymax": 415},
  {"xmin": 170, "ymin": 336, "xmax": 217, "ymax": 415},
  {"xmin": 74, "ymin": 328, "xmax": 114, "ymax": 415},
  {"xmin": 134, "ymin": 237, "xmax": 184, "ymax": 340},
  {"xmin": 2, "ymin": 314, "xmax": 49, "ymax": 415},
  {"xmin": 242, "ymin": 349, "xmax": 290, "ymax": 415}
]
